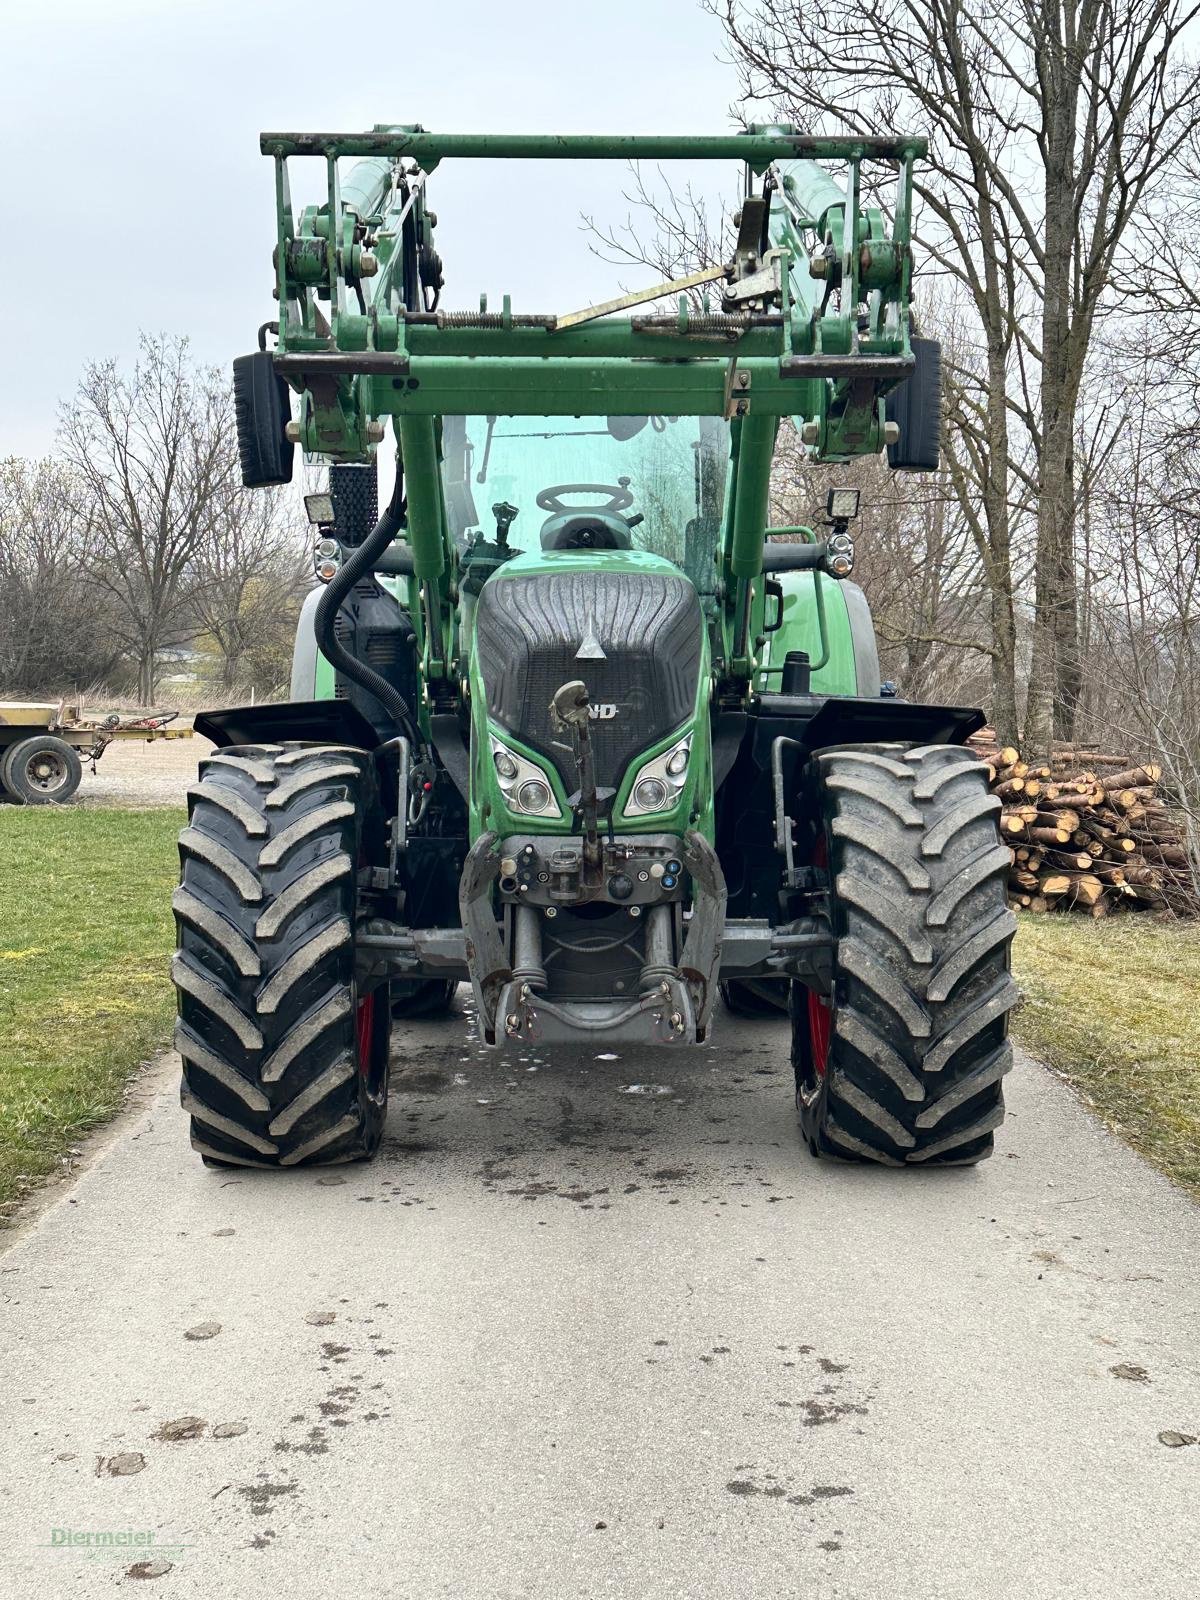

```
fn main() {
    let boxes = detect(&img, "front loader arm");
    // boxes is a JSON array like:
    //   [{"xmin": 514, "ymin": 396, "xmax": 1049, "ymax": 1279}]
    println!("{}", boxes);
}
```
[{"xmin": 251, "ymin": 125, "xmax": 927, "ymax": 687}]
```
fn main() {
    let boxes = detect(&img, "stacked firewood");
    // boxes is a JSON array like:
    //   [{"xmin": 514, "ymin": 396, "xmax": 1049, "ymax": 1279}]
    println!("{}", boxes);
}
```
[{"xmin": 967, "ymin": 729, "xmax": 1197, "ymax": 917}]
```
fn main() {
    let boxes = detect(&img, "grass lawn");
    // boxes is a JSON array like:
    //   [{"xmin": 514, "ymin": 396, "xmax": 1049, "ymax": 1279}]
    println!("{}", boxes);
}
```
[
  {"xmin": 0, "ymin": 807, "xmax": 182, "ymax": 1215},
  {"xmin": 1012, "ymin": 912, "xmax": 1200, "ymax": 1198}
]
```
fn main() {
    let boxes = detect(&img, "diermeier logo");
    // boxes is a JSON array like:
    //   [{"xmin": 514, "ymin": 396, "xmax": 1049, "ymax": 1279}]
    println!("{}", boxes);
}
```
[
  {"xmin": 588, "ymin": 703, "xmax": 617, "ymax": 721},
  {"xmin": 44, "ymin": 1528, "xmax": 195, "ymax": 1563}
]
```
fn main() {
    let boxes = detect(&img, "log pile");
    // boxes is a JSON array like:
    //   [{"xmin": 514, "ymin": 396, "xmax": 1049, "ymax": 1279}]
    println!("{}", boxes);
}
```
[{"xmin": 967, "ymin": 729, "xmax": 1198, "ymax": 918}]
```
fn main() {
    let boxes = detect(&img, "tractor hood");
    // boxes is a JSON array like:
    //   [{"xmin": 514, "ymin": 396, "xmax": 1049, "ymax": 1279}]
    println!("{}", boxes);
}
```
[{"xmin": 473, "ymin": 553, "xmax": 704, "ymax": 795}]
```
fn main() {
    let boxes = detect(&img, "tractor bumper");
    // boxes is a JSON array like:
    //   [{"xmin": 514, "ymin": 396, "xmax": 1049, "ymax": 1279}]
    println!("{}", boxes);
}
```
[{"xmin": 459, "ymin": 830, "xmax": 727, "ymax": 1047}]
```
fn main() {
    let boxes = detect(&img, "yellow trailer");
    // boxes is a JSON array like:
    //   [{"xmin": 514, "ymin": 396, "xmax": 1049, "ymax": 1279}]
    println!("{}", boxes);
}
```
[{"xmin": 0, "ymin": 701, "xmax": 189, "ymax": 804}]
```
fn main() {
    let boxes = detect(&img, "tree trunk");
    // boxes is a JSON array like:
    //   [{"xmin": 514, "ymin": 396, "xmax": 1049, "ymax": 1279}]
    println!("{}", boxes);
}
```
[{"xmin": 1027, "ymin": 22, "xmax": 1085, "ymax": 753}]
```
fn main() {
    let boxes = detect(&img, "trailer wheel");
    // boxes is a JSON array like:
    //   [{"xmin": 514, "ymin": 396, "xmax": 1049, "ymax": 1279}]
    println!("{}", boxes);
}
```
[
  {"xmin": 795, "ymin": 744, "xmax": 1017, "ymax": 1166},
  {"xmin": 1, "ymin": 736, "xmax": 83, "ymax": 804},
  {"xmin": 172, "ymin": 744, "xmax": 390, "ymax": 1168}
]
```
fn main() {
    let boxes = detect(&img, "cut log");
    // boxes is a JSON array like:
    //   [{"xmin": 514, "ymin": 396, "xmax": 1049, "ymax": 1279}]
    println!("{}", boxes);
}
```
[
  {"xmin": 1101, "ymin": 763, "xmax": 1162, "ymax": 790},
  {"xmin": 1045, "ymin": 851, "xmax": 1095, "ymax": 872},
  {"xmin": 1141, "ymin": 844, "xmax": 1189, "ymax": 869},
  {"xmin": 1062, "ymin": 872, "xmax": 1104, "ymax": 907},
  {"xmin": 1040, "ymin": 874, "xmax": 1071, "ymax": 898},
  {"xmin": 996, "ymin": 777, "xmax": 1027, "ymax": 800},
  {"xmin": 1051, "ymin": 750, "xmax": 1135, "ymax": 769},
  {"xmin": 1126, "ymin": 864, "xmax": 1164, "ymax": 889},
  {"xmin": 1029, "ymin": 825, "xmax": 1071, "ymax": 847},
  {"xmin": 1037, "ymin": 810, "xmax": 1081, "ymax": 833},
  {"xmin": 997, "ymin": 761, "xmax": 1030, "ymax": 783},
  {"xmin": 1090, "ymin": 864, "xmax": 1127, "ymax": 886}
]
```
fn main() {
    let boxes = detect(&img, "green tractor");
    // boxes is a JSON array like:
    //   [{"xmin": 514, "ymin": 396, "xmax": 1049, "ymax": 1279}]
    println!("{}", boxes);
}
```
[{"xmin": 173, "ymin": 127, "xmax": 1015, "ymax": 1171}]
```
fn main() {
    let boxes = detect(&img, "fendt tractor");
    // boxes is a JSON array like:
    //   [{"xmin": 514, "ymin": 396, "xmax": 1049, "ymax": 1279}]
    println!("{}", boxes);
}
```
[{"xmin": 172, "ymin": 126, "xmax": 1016, "ymax": 1172}]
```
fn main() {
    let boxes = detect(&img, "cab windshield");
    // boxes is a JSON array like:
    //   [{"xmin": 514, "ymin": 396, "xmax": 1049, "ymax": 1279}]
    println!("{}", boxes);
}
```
[{"xmin": 441, "ymin": 414, "xmax": 730, "ymax": 590}]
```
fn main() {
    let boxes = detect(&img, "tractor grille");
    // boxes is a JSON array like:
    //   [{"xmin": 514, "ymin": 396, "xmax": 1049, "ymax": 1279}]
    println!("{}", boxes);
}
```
[{"xmin": 474, "ymin": 569, "xmax": 702, "ymax": 791}]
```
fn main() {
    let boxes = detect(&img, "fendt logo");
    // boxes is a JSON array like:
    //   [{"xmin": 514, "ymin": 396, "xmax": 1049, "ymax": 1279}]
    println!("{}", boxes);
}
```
[{"xmin": 588, "ymin": 703, "xmax": 618, "ymax": 721}]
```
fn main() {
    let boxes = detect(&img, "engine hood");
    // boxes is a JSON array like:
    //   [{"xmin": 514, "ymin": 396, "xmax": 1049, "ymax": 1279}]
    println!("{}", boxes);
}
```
[{"xmin": 473, "ymin": 555, "xmax": 704, "ymax": 792}]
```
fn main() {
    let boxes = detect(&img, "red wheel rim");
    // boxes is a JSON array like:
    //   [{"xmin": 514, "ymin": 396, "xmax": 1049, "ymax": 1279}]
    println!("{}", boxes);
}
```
[
  {"xmin": 806, "ymin": 831, "xmax": 831, "ymax": 1077},
  {"xmin": 807, "ymin": 990, "xmax": 831, "ymax": 1078},
  {"xmin": 355, "ymin": 991, "xmax": 375, "ymax": 1075}
]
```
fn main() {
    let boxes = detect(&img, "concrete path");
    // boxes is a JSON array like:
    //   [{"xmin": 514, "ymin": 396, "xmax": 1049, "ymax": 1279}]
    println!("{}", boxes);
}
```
[{"xmin": 1, "ymin": 1009, "xmax": 1197, "ymax": 1598}]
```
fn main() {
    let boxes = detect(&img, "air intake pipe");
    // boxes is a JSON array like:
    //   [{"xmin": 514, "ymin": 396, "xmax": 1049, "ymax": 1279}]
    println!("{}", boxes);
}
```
[{"xmin": 313, "ymin": 453, "xmax": 420, "ymax": 745}]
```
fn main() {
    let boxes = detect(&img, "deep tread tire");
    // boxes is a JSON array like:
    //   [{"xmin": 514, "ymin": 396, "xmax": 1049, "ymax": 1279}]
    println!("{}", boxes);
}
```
[
  {"xmin": 1, "ymin": 735, "xmax": 83, "ymax": 804},
  {"xmin": 795, "ymin": 744, "xmax": 1016, "ymax": 1166},
  {"xmin": 172, "ymin": 744, "xmax": 389, "ymax": 1168}
]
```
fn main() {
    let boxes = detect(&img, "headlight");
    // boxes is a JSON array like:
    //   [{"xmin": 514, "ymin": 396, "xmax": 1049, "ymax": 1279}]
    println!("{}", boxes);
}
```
[
  {"xmin": 489, "ymin": 735, "xmax": 562, "ymax": 818},
  {"xmin": 624, "ymin": 733, "xmax": 692, "ymax": 817}
]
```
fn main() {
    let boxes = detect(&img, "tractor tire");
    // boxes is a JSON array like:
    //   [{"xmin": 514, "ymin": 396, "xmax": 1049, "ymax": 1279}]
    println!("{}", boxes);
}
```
[
  {"xmin": 720, "ymin": 978, "xmax": 789, "ymax": 1017},
  {"xmin": 1, "ymin": 735, "xmax": 83, "ymax": 804},
  {"xmin": 172, "ymin": 743, "xmax": 390, "ymax": 1168},
  {"xmin": 390, "ymin": 977, "xmax": 458, "ymax": 1019},
  {"xmin": 794, "ymin": 743, "xmax": 1017, "ymax": 1166}
]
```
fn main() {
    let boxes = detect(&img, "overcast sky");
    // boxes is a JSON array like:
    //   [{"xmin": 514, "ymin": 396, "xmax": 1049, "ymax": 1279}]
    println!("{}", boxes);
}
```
[{"xmin": 1, "ymin": 0, "xmax": 743, "ymax": 459}]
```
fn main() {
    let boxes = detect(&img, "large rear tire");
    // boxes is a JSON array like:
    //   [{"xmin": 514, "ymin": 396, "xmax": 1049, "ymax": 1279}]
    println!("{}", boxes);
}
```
[
  {"xmin": 795, "ymin": 744, "xmax": 1016, "ymax": 1166},
  {"xmin": 172, "ymin": 743, "xmax": 390, "ymax": 1168}
]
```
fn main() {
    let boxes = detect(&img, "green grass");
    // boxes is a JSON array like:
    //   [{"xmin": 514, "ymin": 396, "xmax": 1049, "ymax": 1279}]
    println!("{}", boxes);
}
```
[
  {"xmin": 0, "ymin": 808, "xmax": 182, "ymax": 1214},
  {"xmin": 1012, "ymin": 913, "xmax": 1200, "ymax": 1197}
]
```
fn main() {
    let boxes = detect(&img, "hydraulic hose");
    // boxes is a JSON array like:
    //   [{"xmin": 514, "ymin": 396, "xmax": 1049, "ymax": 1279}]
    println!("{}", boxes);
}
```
[{"xmin": 313, "ymin": 454, "xmax": 420, "ymax": 744}]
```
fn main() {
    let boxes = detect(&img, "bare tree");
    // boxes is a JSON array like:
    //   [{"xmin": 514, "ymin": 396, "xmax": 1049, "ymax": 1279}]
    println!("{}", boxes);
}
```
[
  {"xmin": 710, "ymin": 0, "xmax": 1200, "ymax": 750},
  {"xmin": 188, "ymin": 482, "xmax": 307, "ymax": 697},
  {"xmin": 58, "ymin": 334, "xmax": 238, "ymax": 704},
  {"xmin": 769, "ymin": 420, "xmax": 994, "ymax": 705},
  {"xmin": 0, "ymin": 457, "xmax": 124, "ymax": 694},
  {"xmin": 1073, "ymin": 332, "xmax": 1200, "ymax": 897}
]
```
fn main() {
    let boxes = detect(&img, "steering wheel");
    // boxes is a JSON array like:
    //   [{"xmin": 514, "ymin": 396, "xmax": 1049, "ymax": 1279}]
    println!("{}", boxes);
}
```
[{"xmin": 536, "ymin": 479, "xmax": 635, "ymax": 516}]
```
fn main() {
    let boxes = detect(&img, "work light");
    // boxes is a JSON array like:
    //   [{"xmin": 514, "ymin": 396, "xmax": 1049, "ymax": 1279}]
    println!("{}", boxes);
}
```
[
  {"xmin": 826, "ymin": 487, "xmax": 860, "ymax": 521},
  {"xmin": 304, "ymin": 492, "xmax": 336, "ymax": 526}
]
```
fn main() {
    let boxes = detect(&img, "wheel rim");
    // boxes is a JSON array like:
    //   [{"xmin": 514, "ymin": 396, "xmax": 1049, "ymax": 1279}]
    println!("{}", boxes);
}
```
[
  {"xmin": 795, "ymin": 831, "xmax": 832, "ymax": 1109},
  {"xmin": 807, "ymin": 991, "xmax": 831, "ymax": 1076},
  {"xmin": 355, "ymin": 990, "xmax": 375, "ymax": 1075},
  {"xmin": 24, "ymin": 751, "xmax": 69, "ymax": 793}
]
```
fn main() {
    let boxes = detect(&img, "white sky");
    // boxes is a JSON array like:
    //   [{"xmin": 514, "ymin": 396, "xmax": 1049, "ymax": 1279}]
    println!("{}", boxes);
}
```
[{"xmin": 0, "ymin": 0, "xmax": 741, "ymax": 459}]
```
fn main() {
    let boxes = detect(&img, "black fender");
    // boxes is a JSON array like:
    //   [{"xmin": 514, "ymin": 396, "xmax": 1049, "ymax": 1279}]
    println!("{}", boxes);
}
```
[
  {"xmin": 748, "ymin": 693, "xmax": 985, "ymax": 771},
  {"xmin": 194, "ymin": 699, "xmax": 381, "ymax": 751}
]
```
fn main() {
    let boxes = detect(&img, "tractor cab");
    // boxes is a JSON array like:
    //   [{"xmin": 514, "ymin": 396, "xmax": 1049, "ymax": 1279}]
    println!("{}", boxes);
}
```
[{"xmin": 443, "ymin": 412, "xmax": 730, "ymax": 591}]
